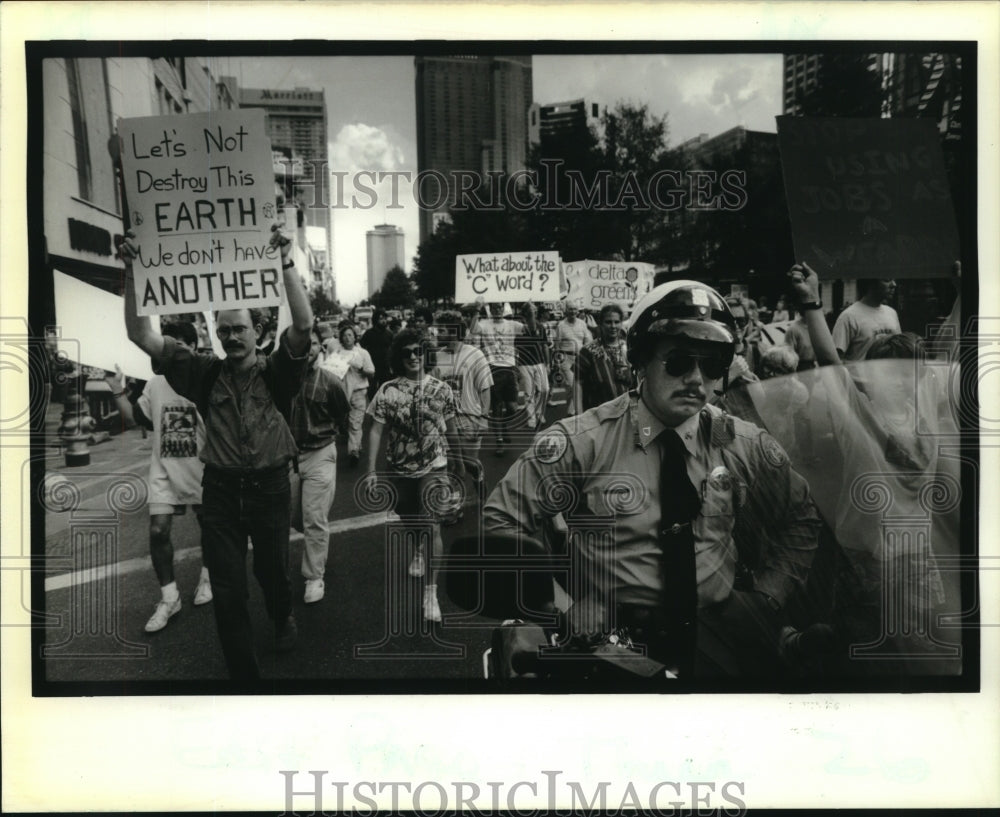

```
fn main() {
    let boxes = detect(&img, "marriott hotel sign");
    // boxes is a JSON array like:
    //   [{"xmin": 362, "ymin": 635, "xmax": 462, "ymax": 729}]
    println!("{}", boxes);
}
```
[{"xmin": 244, "ymin": 88, "xmax": 323, "ymax": 104}]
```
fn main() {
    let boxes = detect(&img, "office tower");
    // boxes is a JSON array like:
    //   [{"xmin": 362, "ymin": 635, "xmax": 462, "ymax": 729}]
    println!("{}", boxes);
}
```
[
  {"xmin": 414, "ymin": 55, "xmax": 533, "ymax": 242},
  {"xmin": 367, "ymin": 224, "xmax": 405, "ymax": 297},
  {"xmin": 528, "ymin": 98, "xmax": 603, "ymax": 145},
  {"xmin": 234, "ymin": 81, "xmax": 334, "ymax": 297}
]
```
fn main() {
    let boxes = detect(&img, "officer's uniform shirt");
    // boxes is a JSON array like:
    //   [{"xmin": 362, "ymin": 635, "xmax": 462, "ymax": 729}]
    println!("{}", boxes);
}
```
[{"xmin": 483, "ymin": 390, "xmax": 820, "ymax": 608}]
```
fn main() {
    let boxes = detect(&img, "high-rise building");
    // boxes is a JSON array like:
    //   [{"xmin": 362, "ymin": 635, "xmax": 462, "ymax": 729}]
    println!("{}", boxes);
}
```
[
  {"xmin": 528, "ymin": 98, "xmax": 603, "ymax": 145},
  {"xmin": 883, "ymin": 52, "xmax": 963, "ymax": 136},
  {"xmin": 42, "ymin": 56, "xmax": 237, "ymax": 303},
  {"xmin": 414, "ymin": 55, "xmax": 533, "ymax": 242},
  {"xmin": 781, "ymin": 54, "xmax": 825, "ymax": 116},
  {"xmin": 783, "ymin": 51, "xmax": 961, "ymax": 135},
  {"xmin": 233, "ymin": 81, "xmax": 334, "ymax": 298},
  {"xmin": 366, "ymin": 224, "xmax": 405, "ymax": 297}
]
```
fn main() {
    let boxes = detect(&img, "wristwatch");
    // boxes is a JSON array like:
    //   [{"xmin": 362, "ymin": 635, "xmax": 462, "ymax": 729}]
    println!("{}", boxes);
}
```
[{"xmin": 799, "ymin": 300, "xmax": 822, "ymax": 311}]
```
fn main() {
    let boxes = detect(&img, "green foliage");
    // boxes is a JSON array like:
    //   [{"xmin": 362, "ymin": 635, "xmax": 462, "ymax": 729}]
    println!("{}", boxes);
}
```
[
  {"xmin": 371, "ymin": 265, "xmax": 415, "ymax": 309},
  {"xmin": 410, "ymin": 100, "xmax": 796, "ymax": 300},
  {"xmin": 309, "ymin": 285, "xmax": 338, "ymax": 318}
]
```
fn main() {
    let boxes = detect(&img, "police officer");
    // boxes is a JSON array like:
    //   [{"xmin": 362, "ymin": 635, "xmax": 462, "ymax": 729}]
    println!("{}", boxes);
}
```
[{"xmin": 483, "ymin": 281, "xmax": 822, "ymax": 677}]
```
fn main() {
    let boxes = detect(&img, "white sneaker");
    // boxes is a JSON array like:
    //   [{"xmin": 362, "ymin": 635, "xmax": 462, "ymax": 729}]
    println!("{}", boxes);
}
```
[
  {"xmin": 423, "ymin": 586, "xmax": 442, "ymax": 622},
  {"xmin": 408, "ymin": 549, "xmax": 425, "ymax": 578},
  {"xmin": 193, "ymin": 576, "xmax": 213, "ymax": 606},
  {"xmin": 304, "ymin": 578, "xmax": 325, "ymax": 604},
  {"xmin": 145, "ymin": 598, "xmax": 181, "ymax": 633}
]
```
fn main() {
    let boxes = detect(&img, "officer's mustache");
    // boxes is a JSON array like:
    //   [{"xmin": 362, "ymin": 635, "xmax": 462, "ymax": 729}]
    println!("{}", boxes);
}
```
[{"xmin": 672, "ymin": 388, "xmax": 705, "ymax": 399}]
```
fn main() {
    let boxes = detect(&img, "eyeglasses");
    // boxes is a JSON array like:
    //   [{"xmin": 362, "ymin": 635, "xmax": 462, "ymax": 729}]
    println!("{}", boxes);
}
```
[
  {"xmin": 217, "ymin": 325, "xmax": 251, "ymax": 338},
  {"xmin": 401, "ymin": 347, "xmax": 423, "ymax": 359},
  {"xmin": 657, "ymin": 351, "xmax": 729, "ymax": 380}
]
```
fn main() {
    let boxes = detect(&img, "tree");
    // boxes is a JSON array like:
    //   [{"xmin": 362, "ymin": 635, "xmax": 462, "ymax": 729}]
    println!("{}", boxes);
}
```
[
  {"xmin": 651, "ymin": 135, "xmax": 795, "ymax": 296},
  {"xmin": 371, "ymin": 265, "xmax": 415, "ymax": 309},
  {"xmin": 309, "ymin": 284, "xmax": 338, "ymax": 318},
  {"xmin": 598, "ymin": 102, "xmax": 671, "ymax": 261},
  {"xmin": 411, "ymin": 101, "xmax": 676, "ymax": 299},
  {"xmin": 411, "ymin": 206, "xmax": 536, "ymax": 302}
]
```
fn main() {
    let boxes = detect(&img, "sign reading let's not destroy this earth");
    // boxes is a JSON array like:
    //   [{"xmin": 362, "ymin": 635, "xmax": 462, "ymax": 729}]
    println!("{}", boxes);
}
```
[{"xmin": 118, "ymin": 109, "xmax": 282, "ymax": 316}]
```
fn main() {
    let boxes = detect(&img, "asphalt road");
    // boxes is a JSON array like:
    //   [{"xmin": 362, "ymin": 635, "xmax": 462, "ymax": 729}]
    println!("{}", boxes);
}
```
[{"xmin": 40, "ymin": 395, "xmax": 573, "ymax": 686}]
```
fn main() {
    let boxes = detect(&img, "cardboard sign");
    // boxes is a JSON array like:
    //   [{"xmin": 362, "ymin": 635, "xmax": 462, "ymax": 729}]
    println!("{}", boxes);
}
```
[
  {"xmin": 776, "ymin": 116, "xmax": 960, "ymax": 278},
  {"xmin": 455, "ymin": 251, "xmax": 561, "ymax": 303},
  {"xmin": 563, "ymin": 259, "xmax": 655, "ymax": 312},
  {"xmin": 118, "ymin": 110, "xmax": 281, "ymax": 315}
]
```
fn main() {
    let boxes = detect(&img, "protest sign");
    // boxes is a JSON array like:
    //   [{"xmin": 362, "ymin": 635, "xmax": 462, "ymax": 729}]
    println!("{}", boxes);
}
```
[
  {"xmin": 776, "ymin": 116, "xmax": 960, "ymax": 279},
  {"xmin": 118, "ymin": 109, "xmax": 281, "ymax": 316},
  {"xmin": 455, "ymin": 251, "xmax": 561, "ymax": 303},
  {"xmin": 563, "ymin": 259, "xmax": 655, "ymax": 313}
]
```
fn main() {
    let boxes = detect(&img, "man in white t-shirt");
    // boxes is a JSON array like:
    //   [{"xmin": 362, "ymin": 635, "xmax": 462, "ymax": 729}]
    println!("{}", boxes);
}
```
[
  {"xmin": 433, "ymin": 310, "xmax": 494, "ymax": 504},
  {"xmin": 553, "ymin": 303, "xmax": 593, "ymax": 415},
  {"xmin": 832, "ymin": 279, "xmax": 901, "ymax": 361},
  {"xmin": 108, "ymin": 321, "xmax": 211, "ymax": 634},
  {"xmin": 470, "ymin": 302, "xmax": 523, "ymax": 455}
]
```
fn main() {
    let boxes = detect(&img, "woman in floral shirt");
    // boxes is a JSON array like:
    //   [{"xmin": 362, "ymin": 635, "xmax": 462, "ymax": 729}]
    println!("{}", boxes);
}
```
[{"xmin": 363, "ymin": 328, "xmax": 464, "ymax": 622}]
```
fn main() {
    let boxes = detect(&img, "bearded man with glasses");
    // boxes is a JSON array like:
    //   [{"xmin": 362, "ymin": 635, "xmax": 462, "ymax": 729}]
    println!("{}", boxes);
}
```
[
  {"xmin": 483, "ymin": 281, "xmax": 822, "ymax": 678},
  {"xmin": 122, "ymin": 225, "xmax": 312, "ymax": 682}
]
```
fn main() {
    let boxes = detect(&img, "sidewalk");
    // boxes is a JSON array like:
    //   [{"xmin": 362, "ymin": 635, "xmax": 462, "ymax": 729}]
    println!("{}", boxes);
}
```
[{"xmin": 43, "ymin": 400, "xmax": 151, "ymax": 530}]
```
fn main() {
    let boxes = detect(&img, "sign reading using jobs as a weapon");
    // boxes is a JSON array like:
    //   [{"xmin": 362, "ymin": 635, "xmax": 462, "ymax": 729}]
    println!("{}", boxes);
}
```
[
  {"xmin": 455, "ymin": 251, "xmax": 561, "ymax": 303},
  {"xmin": 118, "ymin": 109, "xmax": 281, "ymax": 316},
  {"xmin": 776, "ymin": 116, "xmax": 960, "ymax": 279}
]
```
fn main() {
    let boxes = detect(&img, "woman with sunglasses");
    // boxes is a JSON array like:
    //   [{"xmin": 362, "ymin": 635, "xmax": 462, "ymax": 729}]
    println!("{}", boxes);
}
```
[{"xmin": 362, "ymin": 329, "xmax": 464, "ymax": 622}]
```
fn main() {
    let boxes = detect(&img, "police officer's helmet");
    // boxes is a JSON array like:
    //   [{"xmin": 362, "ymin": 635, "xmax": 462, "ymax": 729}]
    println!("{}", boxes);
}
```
[{"xmin": 626, "ymin": 280, "xmax": 737, "ymax": 368}]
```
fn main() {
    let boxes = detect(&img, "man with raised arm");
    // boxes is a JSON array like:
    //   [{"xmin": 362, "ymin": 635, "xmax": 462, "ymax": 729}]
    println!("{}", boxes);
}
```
[{"xmin": 121, "ymin": 224, "xmax": 313, "ymax": 682}]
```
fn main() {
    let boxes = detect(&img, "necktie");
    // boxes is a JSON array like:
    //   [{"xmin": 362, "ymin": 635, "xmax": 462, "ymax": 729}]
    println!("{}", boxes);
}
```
[{"xmin": 658, "ymin": 429, "xmax": 701, "ymax": 673}]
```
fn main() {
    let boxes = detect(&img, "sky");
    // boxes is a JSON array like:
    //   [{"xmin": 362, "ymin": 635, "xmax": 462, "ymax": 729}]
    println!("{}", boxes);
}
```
[{"xmin": 215, "ymin": 53, "xmax": 783, "ymax": 306}]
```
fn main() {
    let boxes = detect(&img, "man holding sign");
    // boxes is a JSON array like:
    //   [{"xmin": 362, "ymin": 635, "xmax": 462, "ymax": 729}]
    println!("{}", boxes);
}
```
[{"xmin": 122, "ymin": 224, "xmax": 313, "ymax": 682}]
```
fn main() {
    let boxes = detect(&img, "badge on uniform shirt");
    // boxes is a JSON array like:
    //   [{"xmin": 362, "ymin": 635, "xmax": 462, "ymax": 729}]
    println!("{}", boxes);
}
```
[
  {"xmin": 759, "ymin": 432, "xmax": 789, "ymax": 469},
  {"xmin": 706, "ymin": 464, "xmax": 732, "ymax": 493},
  {"xmin": 533, "ymin": 428, "xmax": 569, "ymax": 464}
]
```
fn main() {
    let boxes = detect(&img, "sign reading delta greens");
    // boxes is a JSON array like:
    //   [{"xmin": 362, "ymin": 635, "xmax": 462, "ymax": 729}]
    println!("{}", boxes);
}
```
[
  {"xmin": 455, "ymin": 251, "xmax": 561, "ymax": 303},
  {"xmin": 118, "ymin": 109, "xmax": 281, "ymax": 316},
  {"xmin": 563, "ymin": 259, "xmax": 656, "ymax": 312},
  {"xmin": 776, "ymin": 116, "xmax": 960, "ymax": 279}
]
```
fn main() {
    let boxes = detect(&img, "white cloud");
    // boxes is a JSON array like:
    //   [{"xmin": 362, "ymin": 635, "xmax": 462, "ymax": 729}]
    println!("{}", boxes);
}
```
[{"xmin": 329, "ymin": 122, "xmax": 405, "ymax": 174}]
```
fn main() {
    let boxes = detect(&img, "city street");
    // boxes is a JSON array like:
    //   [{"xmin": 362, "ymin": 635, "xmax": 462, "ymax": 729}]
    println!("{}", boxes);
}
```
[{"xmin": 39, "ymin": 392, "xmax": 572, "ymax": 686}]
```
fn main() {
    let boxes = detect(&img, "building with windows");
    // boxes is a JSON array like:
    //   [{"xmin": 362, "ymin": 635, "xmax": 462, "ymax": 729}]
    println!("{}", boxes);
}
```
[
  {"xmin": 42, "ymin": 56, "xmax": 236, "ymax": 309},
  {"xmin": 414, "ymin": 55, "xmax": 533, "ymax": 242},
  {"xmin": 234, "ymin": 82, "xmax": 334, "ymax": 299},
  {"xmin": 366, "ymin": 224, "xmax": 405, "ymax": 297},
  {"xmin": 782, "ymin": 51, "xmax": 961, "ymax": 135},
  {"xmin": 781, "ymin": 54, "xmax": 825, "ymax": 116},
  {"xmin": 528, "ymin": 98, "xmax": 603, "ymax": 145}
]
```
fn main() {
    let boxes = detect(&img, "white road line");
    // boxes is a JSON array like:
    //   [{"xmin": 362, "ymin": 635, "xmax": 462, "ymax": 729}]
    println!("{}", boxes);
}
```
[{"xmin": 43, "ymin": 510, "xmax": 397, "ymax": 593}]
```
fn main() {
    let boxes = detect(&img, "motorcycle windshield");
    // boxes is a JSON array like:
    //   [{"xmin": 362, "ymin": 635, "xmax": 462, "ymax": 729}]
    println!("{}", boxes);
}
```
[{"xmin": 729, "ymin": 358, "xmax": 964, "ymax": 674}]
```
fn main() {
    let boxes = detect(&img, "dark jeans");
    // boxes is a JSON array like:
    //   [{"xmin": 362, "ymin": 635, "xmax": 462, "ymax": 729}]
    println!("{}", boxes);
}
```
[{"xmin": 201, "ymin": 464, "xmax": 293, "ymax": 680}]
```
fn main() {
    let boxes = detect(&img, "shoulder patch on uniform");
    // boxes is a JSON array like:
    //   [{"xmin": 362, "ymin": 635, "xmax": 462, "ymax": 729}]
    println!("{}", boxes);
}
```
[
  {"xmin": 533, "ymin": 428, "xmax": 569, "ymax": 465},
  {"xmin": 759, "ymin": 431, "xmax": 789, "ymax": 469}
]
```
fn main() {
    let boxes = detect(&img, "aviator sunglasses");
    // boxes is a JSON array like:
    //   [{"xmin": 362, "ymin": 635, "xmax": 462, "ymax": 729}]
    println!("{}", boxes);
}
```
[{"xmin": 657, "ymin": 350, "xmax": 730, "ymax": 380}]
